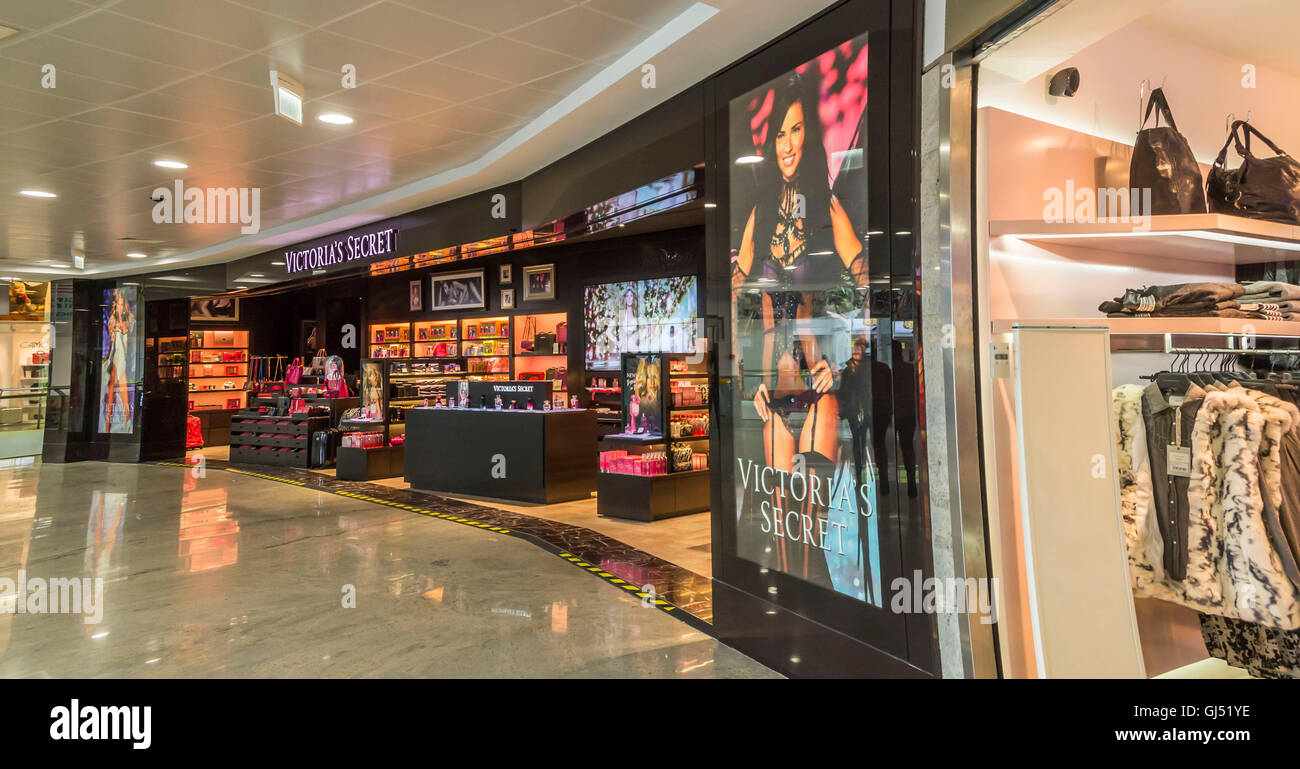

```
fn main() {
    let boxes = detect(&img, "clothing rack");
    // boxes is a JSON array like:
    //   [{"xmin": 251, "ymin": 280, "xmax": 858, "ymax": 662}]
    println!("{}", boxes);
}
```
[{"xmin": 1161, "ymin": 332, "xmax": 1300, "ymax": 356}]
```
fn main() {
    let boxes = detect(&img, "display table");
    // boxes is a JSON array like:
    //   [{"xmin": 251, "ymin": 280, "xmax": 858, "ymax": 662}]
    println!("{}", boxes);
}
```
[
  {"xmin": 596, "ymin": 432, "xmax": 710, "ymax": 521},
  {"xmin": 337, "ymin": 444, "xmax": 405, "ymax": 481},
  {"xmin": 403, "ymin": 407, "xmax": 597, "ymax": 504}
]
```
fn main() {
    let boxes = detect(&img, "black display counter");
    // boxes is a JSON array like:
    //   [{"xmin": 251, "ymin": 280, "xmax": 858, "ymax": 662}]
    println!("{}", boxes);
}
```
[
  {"xmin": 597, "ymin": 469, "xmax": 710, "ymax": 521},
  {"xmin": 403, "ymin": 407, "xmax": 597, "ymax": 504}
]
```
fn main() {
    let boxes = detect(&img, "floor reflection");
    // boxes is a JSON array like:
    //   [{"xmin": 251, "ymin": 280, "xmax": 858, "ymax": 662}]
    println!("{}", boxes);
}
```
[{"xmin": 0, "ymin": 461, "xmax": 776, "ymax": 679}]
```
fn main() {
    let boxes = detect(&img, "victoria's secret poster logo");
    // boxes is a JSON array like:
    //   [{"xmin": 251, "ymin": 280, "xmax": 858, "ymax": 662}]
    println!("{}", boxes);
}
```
[{"xmin": 283, "ymin": 227, "xmax": 399, "ymax": 274}]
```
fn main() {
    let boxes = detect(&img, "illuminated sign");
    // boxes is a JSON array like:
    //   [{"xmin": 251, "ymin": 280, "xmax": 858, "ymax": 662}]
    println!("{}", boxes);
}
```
[{"xmin": 283, "ymin": 226, "xmax": 400, "ymax": 275}]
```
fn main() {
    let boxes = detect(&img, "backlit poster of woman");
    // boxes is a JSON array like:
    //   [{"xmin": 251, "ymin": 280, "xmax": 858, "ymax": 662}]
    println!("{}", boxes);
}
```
[
  {"xmin": 99, "ymin": 286, "xmax": 139, "ymax": 434},
  {"xmin": 729, "ymin": 33, "xmax": 881, "ymax": 604}
]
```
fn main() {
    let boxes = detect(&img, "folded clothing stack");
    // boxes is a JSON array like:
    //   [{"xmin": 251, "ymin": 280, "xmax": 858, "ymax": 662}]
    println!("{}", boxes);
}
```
[
  {"xmin": 1098, "ymin": 282, "xmax": 1259, "ymax": 318},
  {"xmin": 1239, "ymin": 282, "xmax": 1300, "ymax": 320}
]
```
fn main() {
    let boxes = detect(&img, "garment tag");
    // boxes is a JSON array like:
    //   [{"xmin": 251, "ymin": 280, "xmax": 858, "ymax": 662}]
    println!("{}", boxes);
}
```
[
  {"xmin": 1168, "ymin": 395, "xmax": 1185, "ymax": 408},
  {"xmin": 1167, "ymin": 445, "xmax": 1192, "ymax": 477}
]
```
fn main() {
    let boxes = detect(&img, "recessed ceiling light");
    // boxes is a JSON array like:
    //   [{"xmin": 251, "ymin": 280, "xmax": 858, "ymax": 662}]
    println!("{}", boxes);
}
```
[
  {"xmin": 703, "ymin": 202, "xmax": 716, "ymax": 208},
  {"xmin": 318, "ymin": 113, "xmax": 353, "ymax": 125},
  {"xmin": 45, "ymin": 263, "xmax": 70, "ymax": 269},
  {"xmin": 249, "ymin": 273, "xmax": 264, "ymax": 277},
  {"xmin": 734, "ymin": 155, "xmax": 763, "ymax": 165},
  {"xmin": 19, "ymin": 190, "xmax": 56, "ymax": 198},
  {"xmin": 126, "ymin": 252, "xmax": 148, "ymax": 258},
  {"xmin": 153, "ymin": 159, "xmax": 188, "ymax": 169},
  {"xmin": 270, "ymin": 261, "xmax": 285, "ymax": 266}
]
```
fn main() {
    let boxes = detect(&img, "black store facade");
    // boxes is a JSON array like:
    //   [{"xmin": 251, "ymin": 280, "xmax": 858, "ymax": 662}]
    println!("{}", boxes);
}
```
[{"xmin": 43, "ymin": 0, "xmax": 944, "ymax": 679}]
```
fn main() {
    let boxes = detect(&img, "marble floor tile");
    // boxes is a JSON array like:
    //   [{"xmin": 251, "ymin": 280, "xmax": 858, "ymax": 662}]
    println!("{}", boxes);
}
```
[
  {"xmin": 0, "ymin": 460, "xmax": 777, "ymax": 679},
  {"xmin": 183, "ymin": 447, "xmax": 718, "ymax": 623}
]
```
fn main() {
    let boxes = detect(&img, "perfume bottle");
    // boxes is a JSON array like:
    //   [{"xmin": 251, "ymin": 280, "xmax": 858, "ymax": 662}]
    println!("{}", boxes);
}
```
[
  {"xmin": 526, "ymin": 398, "xmax": 535, "ymax": 411},
  {"xmin": 543, "ymin": 399, "xmax": 552, "ymax": 411},
  {"xmin": 494, "ymin": 395, "xmax": 503, "ymax": 410},
  {"xmin": 479, "ymin": 395, "xmax": 488, "ymax": 409},
  {"xmin": 570, "ymin": 395, "xmax": 579, "ymax": 409}
]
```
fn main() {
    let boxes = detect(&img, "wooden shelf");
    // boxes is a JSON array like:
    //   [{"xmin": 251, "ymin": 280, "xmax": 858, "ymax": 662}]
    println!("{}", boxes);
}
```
[
  {"xmin": 992, "ymin": 317, "xmax": 1300, "ymax": 336},
  {"xmin": 990, "ymin": 214, "xmax": 1300, "ymax": 265}
]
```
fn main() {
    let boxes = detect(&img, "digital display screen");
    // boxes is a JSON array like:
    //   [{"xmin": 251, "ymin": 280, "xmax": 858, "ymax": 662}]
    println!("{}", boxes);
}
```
[{"xmin": 583, "ymin": 276, "xmax": 697, "ymax": 371}]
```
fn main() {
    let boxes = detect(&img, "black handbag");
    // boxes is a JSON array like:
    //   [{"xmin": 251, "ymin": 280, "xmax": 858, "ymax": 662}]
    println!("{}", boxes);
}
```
[
  {"xmin": 1207, "ymin": 120, "xmax": 1300, "ymax": 225},
  {"xmin": 1129, "ymin": 88, "xmax": 1206, "ymax": 215},
  {"xmin": 533, "ymin": 332, "xmax": 555, "ymax": 354}
]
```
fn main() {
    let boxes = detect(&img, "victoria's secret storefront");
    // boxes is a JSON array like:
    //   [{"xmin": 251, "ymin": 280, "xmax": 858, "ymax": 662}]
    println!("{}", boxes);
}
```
[{"xmin": 57, "ymin": 0, "xmax": 935, "ymax": 679}]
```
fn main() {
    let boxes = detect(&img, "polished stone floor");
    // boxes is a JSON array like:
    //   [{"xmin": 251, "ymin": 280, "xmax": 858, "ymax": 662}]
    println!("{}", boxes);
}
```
[{"xmin": 0, "ymin": 461, "xmax": 777, "ymax": 678}]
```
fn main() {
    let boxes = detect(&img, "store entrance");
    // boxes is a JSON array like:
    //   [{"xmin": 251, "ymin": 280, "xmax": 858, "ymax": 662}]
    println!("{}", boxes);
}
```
[
  {"xmin": 182, "ymin": 224, "xmax": 716, "ymax": 580},
  {"xmin": 971, "ymin": 0, "xmax": 1300, "ymax": 678},
  {"xmin": 0, "ymin": 321, "xmax": 52, "ymax": 460}
]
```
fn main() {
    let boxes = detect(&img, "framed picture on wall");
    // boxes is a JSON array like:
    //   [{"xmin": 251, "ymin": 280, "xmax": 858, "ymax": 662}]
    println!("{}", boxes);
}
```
[
  {"xmin": 499, "ymin": 264, "xmax": 512, "ymax": 284},
  {"xmin": 501, "ymin": 288, "xmax": 515, "ymax": 310},
  {"xmin": 409, "ymin": 279, "xmax": 423, "ymax": 312},
  {"xmin": 523, "ymin": 264, "xmax": 555, "ymax": 302},
  {"xmin": 430, "ymin": 269, "xmax": 486, "ymax": 311},
  {"xmin": 190, "ymin": 296, "xmax": 239, "ymax": 322}
]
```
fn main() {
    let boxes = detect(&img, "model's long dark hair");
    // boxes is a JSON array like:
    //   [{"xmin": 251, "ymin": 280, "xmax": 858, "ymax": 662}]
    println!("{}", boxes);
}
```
[{"xmin": 753, "ymin": 73, "xmax": 833, "ymax": 260}]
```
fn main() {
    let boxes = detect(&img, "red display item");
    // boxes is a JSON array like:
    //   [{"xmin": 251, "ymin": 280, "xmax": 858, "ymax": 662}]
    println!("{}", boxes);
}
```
[{"xmin": 186, "ymin": 415, "xmax": 204, "ymax": 449}]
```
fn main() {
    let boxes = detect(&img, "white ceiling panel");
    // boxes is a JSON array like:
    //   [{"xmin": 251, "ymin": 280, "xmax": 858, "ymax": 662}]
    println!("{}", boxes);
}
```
[
  {"xmin": 111, "ymin": 0, "xmax": 311, "ymax": 51},
  {"xmin": 228, "ymin": 0, "xmax": 383, "ymax": 28},
  {"xmin": 0, "ymin": 35, "xmax": 195, "ymax": 89},
  {"xmin": 0, "ymin": 0, "xmax": 96, "ymax": 30},
  {"xmin": 442, "ymin": 37, "xmax": 584, "ymax": 85},
  {"xmin": 374, "ymin": 59, "xmax": 515, "ymax": 102},
  {"xmin": 52, "ymin": 13, "xmax": 246, "ymax": 73},
  {"xmin": 422, "ymin": 104, "xmax": 523, "ymax": 136},
  {"xmin": 0, "ymin": 0, "xmax": 841, "ymax": 274},
  {"xmin": 0, "ymin": 61, "xmax": 145, "ymax": 104},
  {"xmin": 320, "ymin": 2, "xmax": 488, "ymax": 60},
  {"xmin": 405, "ymin": 0, "xmax": 578, "ymax": 35},
  {"xmin": 506, "ymin": 6, "xmax": 645, "ymax": 62},
  {"xmin": 311, "ymin": 83, "xmax": 451, "ymax": 121}
]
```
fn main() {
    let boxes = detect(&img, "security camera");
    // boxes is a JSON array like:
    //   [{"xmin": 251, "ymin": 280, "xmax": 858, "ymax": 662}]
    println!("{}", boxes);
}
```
[{"xmin": 1048, "ymin": 67, "xmax": 1080, "ymax": 97}]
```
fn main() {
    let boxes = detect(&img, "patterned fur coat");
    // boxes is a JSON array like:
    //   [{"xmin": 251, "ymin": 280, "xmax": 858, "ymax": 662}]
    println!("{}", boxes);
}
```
[{"xmin": 1116, "ymin": 384, "xmax": 1300, "ymax": 630}]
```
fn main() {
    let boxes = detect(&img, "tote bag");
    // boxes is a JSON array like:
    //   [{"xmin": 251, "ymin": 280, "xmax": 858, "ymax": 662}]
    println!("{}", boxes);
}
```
[
  {"xmin": 1129, "ymin": 87, "xmax": 1206, "ymax": 215},
  {"xmin": 1207, "ymin": 120, "xmax": 1300, "ymax": 225}
]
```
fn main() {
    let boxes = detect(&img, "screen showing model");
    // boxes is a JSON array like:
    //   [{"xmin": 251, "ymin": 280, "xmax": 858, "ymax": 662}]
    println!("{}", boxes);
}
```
[
  {"xmin": 583, "ymin": 276, "xmax": 697, "ymax": 371},
  {"xmin": 728, "ymin": 33, "xmax": 879, "ymax": 605},
  {"xmin": 99, "ymin": 285, "xmax": 139, "ymax": 434}
]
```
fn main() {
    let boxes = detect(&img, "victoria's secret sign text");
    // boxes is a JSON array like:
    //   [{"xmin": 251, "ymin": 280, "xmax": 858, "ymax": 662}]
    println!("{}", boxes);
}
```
[{"xmin": 283, "ymin": 227, "xmax": 399, "ymax": 274}]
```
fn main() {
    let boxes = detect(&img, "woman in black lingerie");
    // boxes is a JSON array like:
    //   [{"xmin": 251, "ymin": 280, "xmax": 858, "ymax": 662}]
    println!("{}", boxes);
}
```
[{"xmin": 732, "ymin": 73, "xmax": 867, "ymax": 585}]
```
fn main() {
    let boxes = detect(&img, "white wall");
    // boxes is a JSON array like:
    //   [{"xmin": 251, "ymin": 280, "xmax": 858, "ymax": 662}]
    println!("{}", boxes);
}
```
[{"xmin": 980, "ymin": 18, "xmax": 1300, "ymax": 166}]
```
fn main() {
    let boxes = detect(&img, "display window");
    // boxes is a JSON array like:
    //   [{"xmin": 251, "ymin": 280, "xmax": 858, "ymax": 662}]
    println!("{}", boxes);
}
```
[{"xmin": 964, "ymin": 0, "xmax": 1300, "ymax": 678}]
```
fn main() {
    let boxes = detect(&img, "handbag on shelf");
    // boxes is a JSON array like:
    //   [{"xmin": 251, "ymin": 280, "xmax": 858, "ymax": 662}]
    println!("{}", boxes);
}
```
[
  {"xmin": 286, "ymin": 357, "xmax": 303, "ymax": 384},
  {"xmin": 289, "ymin": 397, "xmax": 309, "ymax": 415},
  {"xmin": 310, "ymin": 349, "xmax": 329, "ymax": 375},
  {"xmin": 326, "ymin": 374, "xmax": 349, "ymax": 399},
  {"xmin": 1129, "ymin": 87, "xmax": 1206, "ymax": 216},
  {"xmin": 1207, "ymin": 120, "xmax": 1300, "ymax": 225},
  {"xmin": 521, "ymin": 316, "xmax": 537, "ymax": 351},
  {"xmin": 533, "ymin": 332, "xmax": 555, "ymax": 354}
]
